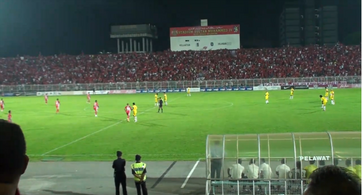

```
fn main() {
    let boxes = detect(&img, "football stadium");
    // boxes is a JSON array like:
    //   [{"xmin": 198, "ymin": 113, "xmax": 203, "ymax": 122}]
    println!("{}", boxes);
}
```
[
  {"xmin": 0, "ymin": 1, "xmax": 361, "ymax": 195},
  {"xmin": 1, "ymin": 70, "xmax": 361, "ymax": 195}
]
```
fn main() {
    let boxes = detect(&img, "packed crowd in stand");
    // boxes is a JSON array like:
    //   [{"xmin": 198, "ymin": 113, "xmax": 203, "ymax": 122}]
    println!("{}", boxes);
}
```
[{"xmin": 0, "ymin": 44, "xmax": 360, "ymax": 85}]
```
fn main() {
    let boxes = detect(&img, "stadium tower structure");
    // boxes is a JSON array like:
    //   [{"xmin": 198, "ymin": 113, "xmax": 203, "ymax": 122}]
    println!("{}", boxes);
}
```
[
  {"xmin": 279, "ymin": 0, "xmax": 338, "ymax": 47},
  {"xmin": 110, "ymin": 24, "xmax": 158, "ymax": 53}
]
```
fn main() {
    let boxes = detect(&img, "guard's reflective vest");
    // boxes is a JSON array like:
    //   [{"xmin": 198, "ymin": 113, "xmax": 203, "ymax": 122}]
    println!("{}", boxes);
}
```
[{"xmin": 131, "ymin": 162, "xmax": 146, "ymax": 182}]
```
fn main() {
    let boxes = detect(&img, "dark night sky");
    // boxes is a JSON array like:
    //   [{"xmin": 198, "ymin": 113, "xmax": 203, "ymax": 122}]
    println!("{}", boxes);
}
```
[{"xmin": 0, "ymin": 0, "xmax": 360, "ymax": 57}]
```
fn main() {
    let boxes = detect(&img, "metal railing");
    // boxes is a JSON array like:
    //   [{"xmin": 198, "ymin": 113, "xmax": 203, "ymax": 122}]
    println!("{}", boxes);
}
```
[{"xmin": 0, "ymin": 76, "xmax": 360, "ymax": 93}]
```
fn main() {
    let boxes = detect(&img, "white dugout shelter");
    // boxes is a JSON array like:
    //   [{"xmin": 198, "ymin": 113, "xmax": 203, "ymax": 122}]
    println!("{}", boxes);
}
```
[{"xmin": 205, "ymin": 131, "xmax": 361, "ymax": 195}]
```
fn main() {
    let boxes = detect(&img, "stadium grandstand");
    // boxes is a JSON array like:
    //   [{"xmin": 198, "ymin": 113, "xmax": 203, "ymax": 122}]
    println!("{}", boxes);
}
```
[{"xmin": 0, "ymin": 44, "xmax": 360, "ymax": 85}]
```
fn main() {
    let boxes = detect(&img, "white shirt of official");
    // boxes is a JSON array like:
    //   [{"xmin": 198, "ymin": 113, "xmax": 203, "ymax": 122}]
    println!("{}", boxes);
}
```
[
  {"xmin": 245, "ymin": 164, "xmax": 259, "ymax": 179},
  {"xmin": 259, "ymin": 163, "xmax": 272, "ymax": 179},
  {"xmin": 276, "ymin": 164, "xmax": 291, "ymax": 179},
  {"xmin": 229, "ymin": 164, "xmax": 245, "ymax": 179}
]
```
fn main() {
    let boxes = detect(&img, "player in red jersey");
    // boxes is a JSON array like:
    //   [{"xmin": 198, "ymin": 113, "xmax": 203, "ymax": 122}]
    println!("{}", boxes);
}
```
[
  {"xmin": 44, "ymin": 93, "xmax": 48, "ymax": 104},
  {"xmin": 124, "ymin": 103, "xmax": 131, "ymax": 122},
  {"xmin": 8, "ymin": 110, "xmax": 12, "ymax": 122},
  {"xmin": 0, "ymin": 98, "xmax": 4, "ymax": 112},
  {"xmin": 87, "ymin": 92, "xmax": 91, "ymax": 103},
  {"xmin": 93, "ymin": 100, "xmax": 99, "ymax": 117},
  {"xmin": 55, "ymin": 99, "xmax": 60, "ymax": 113}
]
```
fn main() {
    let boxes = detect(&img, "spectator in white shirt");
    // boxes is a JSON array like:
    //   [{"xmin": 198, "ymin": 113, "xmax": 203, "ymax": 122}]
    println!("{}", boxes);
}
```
[
  {"xmin": 244, "ymin": 159, "xmax": 262, "ymax": 192},
  {"xmin": 259, "ymin": 158, "xmax": 272, "ymax": 180},
  {"xmin": 245, "ymin": 159, "xmax": 259, "ymax": 180},
  {"xmin": 276, "ymin": 158, "xmax": 291, "ymax": 180},
  {"xmin": 227, "ymin": 159, "xmax": 245, "ymax": 180},
  {"xmin": 276, "ymin": 158, "xmax": 291, "ymax": 192}
]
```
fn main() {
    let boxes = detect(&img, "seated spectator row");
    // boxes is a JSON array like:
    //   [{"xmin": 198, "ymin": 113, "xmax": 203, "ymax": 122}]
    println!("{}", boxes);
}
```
[
  {"xmin": 211, "ymin": 158, "xmax": 361, "ymax": 195},
  {"xmin": 0, "ymin": 44, "xmax": 360, "ymax": 85},
  {"xmin": 225, "ymin": 158, "xmax": 361, "ymax": 181}
]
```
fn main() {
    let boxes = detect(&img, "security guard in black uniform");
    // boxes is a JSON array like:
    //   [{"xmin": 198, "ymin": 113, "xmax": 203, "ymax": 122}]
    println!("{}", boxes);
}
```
[
  {"xmin": 131, "ymin": 155, "xmax": 148, "ymax": 195},
  {"xmin": 112, "ymin": 151, "xmax": 128, "ymax": 195}
]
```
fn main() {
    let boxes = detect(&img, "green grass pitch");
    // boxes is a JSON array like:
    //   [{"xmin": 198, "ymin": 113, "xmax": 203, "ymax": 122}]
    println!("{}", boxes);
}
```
[{"xmin": 0, "ymin": 89, "xmax": 360, "ymax": 161}]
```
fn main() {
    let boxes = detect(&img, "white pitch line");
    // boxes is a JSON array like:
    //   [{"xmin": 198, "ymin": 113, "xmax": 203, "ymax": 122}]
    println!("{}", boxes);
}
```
[
  {"xmin": 41, "ymin": 97, "xmax": 181, "ymax": 156},
  {"xmin": 41, "ymin": 122, "xmax": 122, "ymax": 156},
  {"xmin": 181, "ymin": 158, "xmax": 200, "ymax": 188}
]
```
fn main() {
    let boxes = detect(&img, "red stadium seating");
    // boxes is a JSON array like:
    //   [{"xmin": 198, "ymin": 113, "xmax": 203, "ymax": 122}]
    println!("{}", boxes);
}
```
[{"xmin": 0, "ymin": 44, "xmax": 360, "ymax": 85}]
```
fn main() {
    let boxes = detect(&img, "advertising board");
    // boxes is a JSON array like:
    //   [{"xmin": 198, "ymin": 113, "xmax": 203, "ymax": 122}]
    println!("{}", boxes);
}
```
[
  {"xmin": 353, "ymin": 84, "xmax": 361, "ymax": 88},
  {"xmin": 109, "ymin": 90, "xmax": 136, "ymax": 94},
  {"xmin": 3, "ymin": 93, "xmax": 15, "ymax": 97},
  {"xmin": 189, "ymin": 88, "xmax": 201, "ymax": 92},
  {"xmin": 253, "ymin": 86, "xmax": 281, "ymax": 91},
  {"xmin": 83, "ymin": 91, "xmax": 109, "ymax": 95},
  {"xmin": 202, "ymin": 87, "xmax": 253, "ymax": 92},
  {"xmin": 170, "ymin": 25, "xmax": 240, "ymax": 51},
  {"xmin": 281, "ymin": 85, "xmax": 309, "ymax": 90},
  {"xmin": 60, "ymin": 92, "xmax": 76, "ymax": 95},
  {"xmin": 36, "ymin": 92, "xmax": 62, "ymax": 96},
  {"xmin": 24, "ymin": 92, "xmax": 37, "ymax": 96},
  {"xmin": 263, "ymin": 81, "xmax": 344, "ymax": 86},
  {"xmin": 37, "ymin": 91, "xmax": 112, "ymax": 96},
  {"xmin": 12, "ymin": 92, "xmax": 37, "ymax": 96},
  {"xmin": 337, "ymin": 84, "xmax": 361, "ymax": 88},
  {"xmin": 73, "ymin": 91, "xmax": 84, "ymax": 95},
  {"xmin": 136, "ymin": 87, "xmax": 253, "ymax": 93}
]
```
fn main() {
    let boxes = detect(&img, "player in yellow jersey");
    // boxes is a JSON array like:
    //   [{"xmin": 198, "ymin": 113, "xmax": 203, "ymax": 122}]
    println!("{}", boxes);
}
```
[
  {"xmin": 163, "ymin": 92, "xmax": 168, "ymax": 106},
  {"xmin": 325, "ymin": 87, "xmax": 329, "ymax": 100},
  {"xmin": 330, "ymin": 90, "xmax": 335, "ymax": 105},
  {"xmin": 354, "ymin": 159, "xmax": 361, "ymax": 179},
  {"xmin": 302, "ymin": 161, "xmax": 317, "ymax": 183},
  {"xmin": 265, "ymin": 91, "xmax": 269, "ymax": 104},
  {"xmin": 132, "ymin": 102, "xmax": 138, "ymax": 122},
  {"xmin": 320, "ymin": 95, "xmax": 327, "ymax": 111},
  {"xmin": 187, "ymin": 87, "xmax": 191, "ymax": 96},
  {"xmin": 290, "ymin": 87, "xmax": 294, "ymax": 99},
  {"xmin": 154, "ymin": 93, "xmax": 158, "ymax": 106}
]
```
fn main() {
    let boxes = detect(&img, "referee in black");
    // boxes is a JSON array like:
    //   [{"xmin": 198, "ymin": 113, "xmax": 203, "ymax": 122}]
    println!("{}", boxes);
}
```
[
  {"xmin": 158, "ymin": 97, "xmax": 163, "ymax": 113},
  {"xmin": 112, "ymin": 151, "xmax": 128, "ymax": 195}
]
